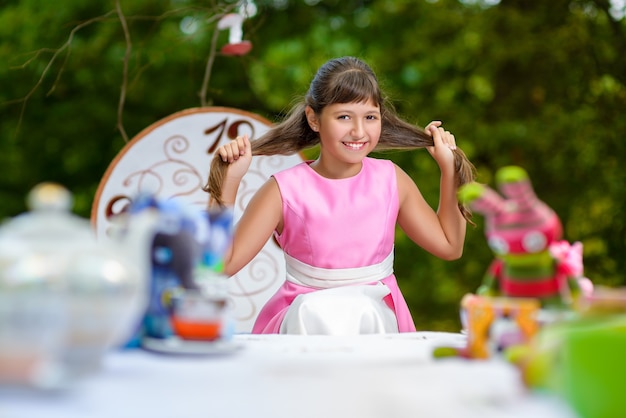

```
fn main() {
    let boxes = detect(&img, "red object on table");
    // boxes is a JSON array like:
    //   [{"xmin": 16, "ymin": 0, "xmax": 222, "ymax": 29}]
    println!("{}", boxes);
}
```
[{"xmin": 171, "ymin": 316, "xmax": 222, "ymax": 341}]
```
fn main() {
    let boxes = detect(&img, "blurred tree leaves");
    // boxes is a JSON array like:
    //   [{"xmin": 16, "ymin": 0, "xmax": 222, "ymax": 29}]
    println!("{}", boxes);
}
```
[{"xmin": 1, "ymin": 0, "xmax": 624, "ymax": 331}]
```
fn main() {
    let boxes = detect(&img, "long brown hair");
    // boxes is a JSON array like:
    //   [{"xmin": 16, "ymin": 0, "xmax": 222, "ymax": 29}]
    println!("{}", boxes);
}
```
[{"xmin": 204, "ymin": 56, "xmax": 476, "ymax": 221}]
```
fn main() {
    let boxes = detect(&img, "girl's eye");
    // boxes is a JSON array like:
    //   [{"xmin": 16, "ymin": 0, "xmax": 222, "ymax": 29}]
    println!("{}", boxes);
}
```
[
  {"xmin": 338, "ymin": 115, "xmax": 350, "ymax": 120},
  {"xmin": 366, "ymin": 115, "xmax": 379, "ymax": 120}
]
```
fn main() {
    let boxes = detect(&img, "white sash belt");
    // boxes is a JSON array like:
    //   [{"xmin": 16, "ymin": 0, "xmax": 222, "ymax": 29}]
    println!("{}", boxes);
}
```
[{"xmin": 284, "ymin": 249, "xmax": 394, "ymax": 289}]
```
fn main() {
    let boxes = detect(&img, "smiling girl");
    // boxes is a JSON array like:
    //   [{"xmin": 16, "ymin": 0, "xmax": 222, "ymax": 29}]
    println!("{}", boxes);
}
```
[{"xmin": 203, "ymin": 56, "xmax": 476, "ymax": 334}]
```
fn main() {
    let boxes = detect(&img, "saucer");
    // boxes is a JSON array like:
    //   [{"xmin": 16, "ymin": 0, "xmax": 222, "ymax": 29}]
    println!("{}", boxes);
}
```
[{"xmin": 141, "ymin": 336, "xmax": 242, "ymax": 356}]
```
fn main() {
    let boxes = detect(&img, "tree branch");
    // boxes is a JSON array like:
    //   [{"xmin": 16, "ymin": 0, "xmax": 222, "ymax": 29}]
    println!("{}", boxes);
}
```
[
  {"xmin": 199, "ymin": 22, "xmax": 221, "ymax": 107},
  {"xmin": 115, "ymin": 0, "xmax": 132, "ymax": 142},
  {"xmin": 8, "ymin": 3, "xmax": 239, "ymax": 140},
  {"xmin": 8, "ymin": 11, "xmax": 116, "ymax": 139},
  {"xmin": 198, "ymin": 4, "xmax": 238, "ymax": 107}
]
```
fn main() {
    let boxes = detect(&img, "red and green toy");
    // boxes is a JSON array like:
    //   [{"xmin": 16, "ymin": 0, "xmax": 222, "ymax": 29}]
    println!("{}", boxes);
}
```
[{"xmin": 458, "ymin": 166, "xmax": 592, "ymax": 309}]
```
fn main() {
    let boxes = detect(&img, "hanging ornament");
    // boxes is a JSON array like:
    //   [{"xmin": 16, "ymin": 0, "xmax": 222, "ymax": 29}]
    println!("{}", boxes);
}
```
[{"xmin": 217, "ymin": 13, "xmax": 252, "ymax": 56}]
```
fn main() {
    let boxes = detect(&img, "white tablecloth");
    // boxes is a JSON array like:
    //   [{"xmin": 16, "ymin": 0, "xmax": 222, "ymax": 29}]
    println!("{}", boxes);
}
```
[{"xmin": 0, "ymin": 332, "xmax": 578, "ymax": 418}]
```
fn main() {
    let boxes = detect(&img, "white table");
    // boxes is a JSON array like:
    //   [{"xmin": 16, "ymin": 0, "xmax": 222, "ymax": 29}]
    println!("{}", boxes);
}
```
[{"xmin": 0, "ymin": 332, "xmax": 578, "ymax": 418}]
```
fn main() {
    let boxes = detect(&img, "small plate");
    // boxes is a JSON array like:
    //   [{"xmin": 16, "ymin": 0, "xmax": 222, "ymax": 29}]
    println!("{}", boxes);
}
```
[{"xmin": 141, "ymin": 336, "xmax": 242, "ymax": 356}]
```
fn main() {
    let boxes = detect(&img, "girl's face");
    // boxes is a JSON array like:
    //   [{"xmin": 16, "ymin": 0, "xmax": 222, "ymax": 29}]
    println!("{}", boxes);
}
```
[{"xmin": 313, "ymin": 100, "xmax": 381, "ymax": 166}]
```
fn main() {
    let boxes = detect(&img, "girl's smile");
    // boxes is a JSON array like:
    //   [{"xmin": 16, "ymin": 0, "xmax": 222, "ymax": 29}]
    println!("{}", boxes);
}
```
[{"xmin": 342, "ymin": 141, "xmax": 368, "ymax": 151}]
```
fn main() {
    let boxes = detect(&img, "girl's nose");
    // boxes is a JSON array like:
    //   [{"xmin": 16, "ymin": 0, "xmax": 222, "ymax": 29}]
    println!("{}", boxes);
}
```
[{"xmin": 351, "ymin": 121, "xmax": 365, "ymax": 138}]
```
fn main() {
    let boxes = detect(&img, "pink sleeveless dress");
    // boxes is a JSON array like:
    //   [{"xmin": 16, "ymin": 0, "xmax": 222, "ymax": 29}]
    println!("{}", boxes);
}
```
[{"xmin": 251, "ymin": 157, "xmax": 417, "ymax": 334}]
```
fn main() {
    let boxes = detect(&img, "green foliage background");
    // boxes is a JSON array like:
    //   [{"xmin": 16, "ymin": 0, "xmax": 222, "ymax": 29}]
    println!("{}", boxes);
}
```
[{"xmin": 1, "ymin": 0, "xmax": 624, "ymax": 331}]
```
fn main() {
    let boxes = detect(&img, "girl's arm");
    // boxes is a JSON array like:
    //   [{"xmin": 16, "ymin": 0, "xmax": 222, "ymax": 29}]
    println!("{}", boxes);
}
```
[
  {"xmin": 396, "ymin": 122, "xmax": 467, "ymax": 260},
  {"xmin": 210, "ymin": 136, "xmax": 283, "ymax": 276}
]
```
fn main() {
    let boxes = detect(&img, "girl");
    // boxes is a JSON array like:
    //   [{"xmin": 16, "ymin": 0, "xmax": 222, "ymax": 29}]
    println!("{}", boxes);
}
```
[{"xmin": 203, "ymin": 56, "xmax": 475, "ymax": 334}]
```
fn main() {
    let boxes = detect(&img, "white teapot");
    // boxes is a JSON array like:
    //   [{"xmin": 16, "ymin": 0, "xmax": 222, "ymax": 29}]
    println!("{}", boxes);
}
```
[{"xmin": 0, "ymin": 183, "xmax": 152, "ymax": 389}]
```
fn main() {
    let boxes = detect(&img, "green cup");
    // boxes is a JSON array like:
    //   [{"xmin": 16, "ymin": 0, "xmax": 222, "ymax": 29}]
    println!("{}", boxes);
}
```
[{"xmin": 553, "ymin": 315, "xmax": 626, "ymax": 418}]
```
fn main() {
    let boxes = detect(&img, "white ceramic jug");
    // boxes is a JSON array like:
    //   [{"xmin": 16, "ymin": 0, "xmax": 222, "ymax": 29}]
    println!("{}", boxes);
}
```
[{"xmin": 0, "ymin": 183, "xmax": 152, "ymax": 389}]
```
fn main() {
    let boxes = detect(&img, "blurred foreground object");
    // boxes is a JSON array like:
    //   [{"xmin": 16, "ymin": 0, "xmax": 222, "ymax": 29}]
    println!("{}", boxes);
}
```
[
  {"xmin": 434, "ymin": 166, "xmax": 594, "ymax": 359},
  {"xmin": 444, "ymin": 295, "xmax": 541, "ymax": 359},
  {"xmin": 0, "ymin": 183, "xmax": 146, "ymax": 389},
  {"xmin": 458, "ymin": 166, "xmax": 593, "ymax": 308},
  {"xmin": 119, "ymin": 195, "xmax": 236, "ymax": 355},
  {"xmin": 434, "ymin": 165, "xmax": 624, "ymax": 418},
  {"xmin": 513, "ymin": 287, "xmax": 626, "ymax": 418}
]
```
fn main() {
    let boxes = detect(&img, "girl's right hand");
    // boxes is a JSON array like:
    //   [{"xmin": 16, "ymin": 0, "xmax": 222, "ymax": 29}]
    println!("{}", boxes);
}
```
[
  {"xmin": 424, "ymin": 121, "xmax": 456, "ymax": 173},
  {"xmin": 216, "ymin": 135, "xmax": 252, "ymax": 180}
]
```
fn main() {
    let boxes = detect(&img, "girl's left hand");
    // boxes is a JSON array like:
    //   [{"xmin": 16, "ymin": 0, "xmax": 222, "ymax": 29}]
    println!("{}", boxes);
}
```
[{"xmin": 425, "ymin": 121, "xmax": 456, "ymax": 170}]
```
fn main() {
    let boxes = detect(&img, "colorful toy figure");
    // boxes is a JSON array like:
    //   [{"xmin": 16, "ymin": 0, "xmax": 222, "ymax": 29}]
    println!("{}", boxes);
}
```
[
  {"xmin": 462, "ymin": 294, "xmax": 540, "ymax": 359},
  {"xmin": 457, "ymin": 166, "xmax": 591, "ymax": 309},
  {"xmin": 121, "ymin": 195, "xmax": 234, "ymax": 346},
  {"xmin": 123, "ymin": 194, "xmax": 203, "ymax": 342},
  {"xmin": 433, "ymin": 294, "xmax": 541, "ymax": 359}
]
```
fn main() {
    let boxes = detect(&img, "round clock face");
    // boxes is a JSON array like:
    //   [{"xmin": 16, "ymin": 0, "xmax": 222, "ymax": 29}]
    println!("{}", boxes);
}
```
[{"xmin": 92, "ymin": 107, "xmax": 303, "ymax": 332}]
